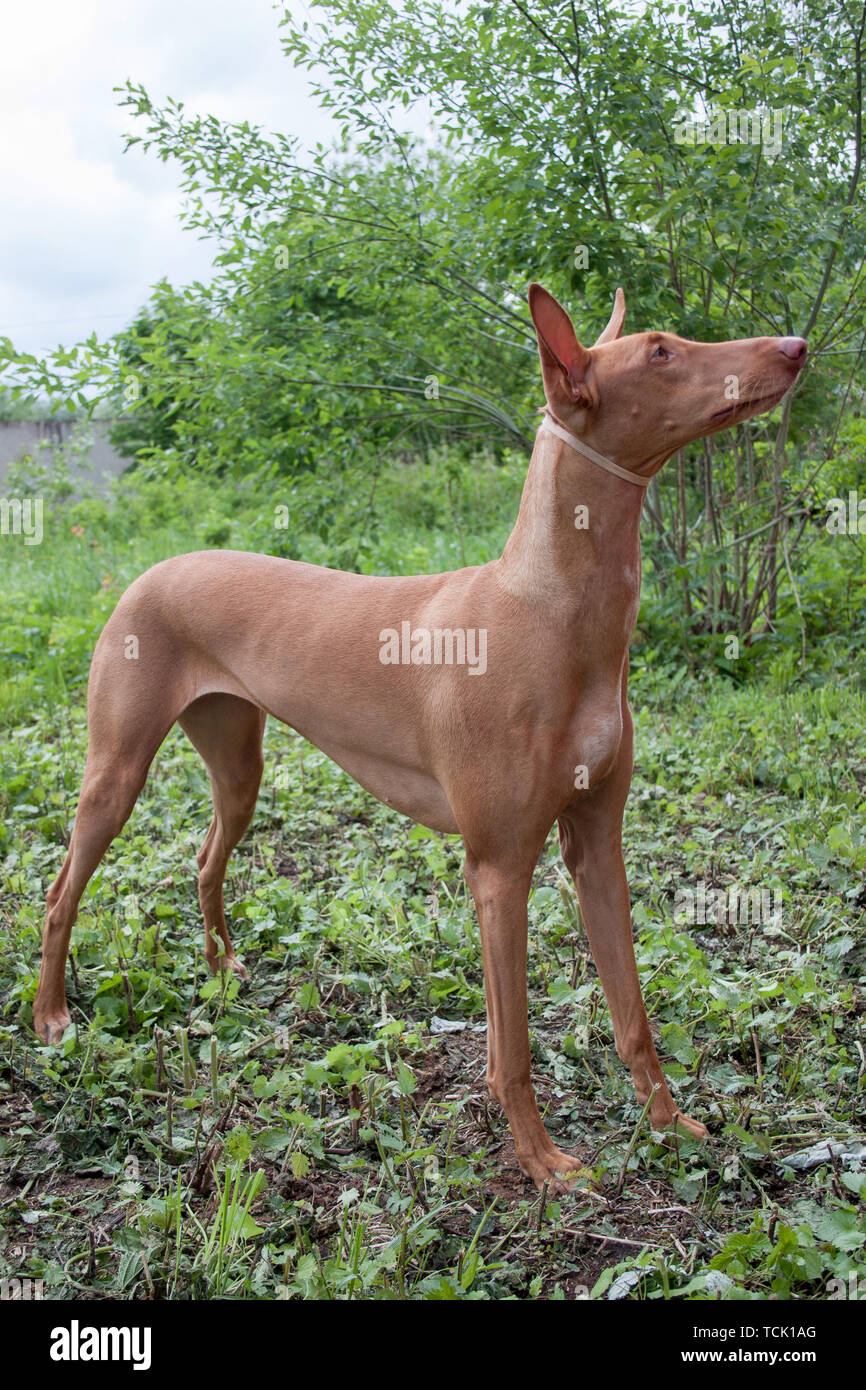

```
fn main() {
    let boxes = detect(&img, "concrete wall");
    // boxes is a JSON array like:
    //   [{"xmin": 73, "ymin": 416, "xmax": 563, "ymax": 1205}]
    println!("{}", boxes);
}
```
[{"xmin": 0, "ymin": 419, "xmax": 130, "ymax": 494}]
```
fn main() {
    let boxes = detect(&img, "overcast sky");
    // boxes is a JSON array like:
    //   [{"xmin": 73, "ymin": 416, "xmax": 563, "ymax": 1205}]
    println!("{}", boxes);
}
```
[{"xmin": 0, "ymin": 0, "xmax": 355, "ymax": 356}]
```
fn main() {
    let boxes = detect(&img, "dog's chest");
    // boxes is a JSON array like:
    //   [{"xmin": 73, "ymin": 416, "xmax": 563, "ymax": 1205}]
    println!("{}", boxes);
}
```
[{"xmin": 571, "ymin": 701, "xmax": 624, "ymax": 790}]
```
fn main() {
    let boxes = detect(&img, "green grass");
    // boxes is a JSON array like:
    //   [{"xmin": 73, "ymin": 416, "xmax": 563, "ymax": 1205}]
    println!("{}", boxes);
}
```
[{"xmin": 1, "ymin": 459, "xmax": 864, "ymax": 1300}]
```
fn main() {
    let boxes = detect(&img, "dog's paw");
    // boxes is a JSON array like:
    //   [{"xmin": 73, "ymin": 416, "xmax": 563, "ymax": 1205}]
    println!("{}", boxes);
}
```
[
  {"xmin": 651, "ymin": 1106, "xmax": 709, "ymax": 1141},
  {"xmin": 520, "ymin": 1147, "xmax": 594, "ymax": 1195},
  {"xmin": 33, "ymin": 1007, "xmax": 71, "ymax": 1045},
  {"xmin": 671, "ymin": 1110, "xmax": 709, "ymax": 1140},
  {"xmin": 205, "ymin": 952, "xmax": 248, "ymax": 981}
]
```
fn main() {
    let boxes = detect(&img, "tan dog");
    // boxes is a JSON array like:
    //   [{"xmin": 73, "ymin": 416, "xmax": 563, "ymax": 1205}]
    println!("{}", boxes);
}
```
[{"xmin": 33, "ymin": 285, "xmax": 807, "ymax": 1189}]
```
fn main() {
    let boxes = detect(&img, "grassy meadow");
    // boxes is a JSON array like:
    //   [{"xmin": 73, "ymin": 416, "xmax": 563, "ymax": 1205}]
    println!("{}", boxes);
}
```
[{"xmin": 1, "ymin": 452, "xmax": 864, "ymax": 1301}]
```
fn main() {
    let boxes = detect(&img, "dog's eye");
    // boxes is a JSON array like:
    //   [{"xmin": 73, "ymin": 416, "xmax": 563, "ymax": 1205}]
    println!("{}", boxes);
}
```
[{"xmin": 650, "ymin": 345, "xmax": 670, "ymax": 361}]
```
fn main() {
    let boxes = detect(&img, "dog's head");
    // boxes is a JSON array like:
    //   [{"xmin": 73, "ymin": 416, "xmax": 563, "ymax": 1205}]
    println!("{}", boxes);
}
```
[{"xmin": 528, "ymin": 284, "xmax": 807, "ymax": 477}]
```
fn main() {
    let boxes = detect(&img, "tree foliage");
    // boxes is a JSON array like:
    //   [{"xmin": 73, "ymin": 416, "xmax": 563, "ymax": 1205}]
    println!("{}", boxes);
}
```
[{"xmin": 2, "ymin": 0, "xmax": 864, "ymax": 656}]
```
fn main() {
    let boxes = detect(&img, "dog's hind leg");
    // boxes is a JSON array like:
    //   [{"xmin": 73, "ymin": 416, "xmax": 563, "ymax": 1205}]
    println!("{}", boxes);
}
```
[
  {"xmin": 33, "ymin": 700, "xmax": 173, "ymax": 1044},
  {"xmin": 177, "ymin": 693, "xmax": 266, "ymax": 979}
]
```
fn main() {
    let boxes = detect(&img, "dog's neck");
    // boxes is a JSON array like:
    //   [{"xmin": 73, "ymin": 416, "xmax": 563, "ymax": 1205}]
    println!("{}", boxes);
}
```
[{"xmin": 497, "ymin": 421, "xmax": 646, "ymax": 612}]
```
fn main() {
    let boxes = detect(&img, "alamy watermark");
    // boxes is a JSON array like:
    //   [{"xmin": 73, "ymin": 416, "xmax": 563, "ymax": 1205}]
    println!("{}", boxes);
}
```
[
  {"xmin": 673, "ymin": 106, "xmax": 786, "ymax": 160},
  {"xmin": 825, "ymin": 490, "xmax": 866, "ymax": 534},
  {"xmin": 1, "ymin": 1275, "xmax": 44, "ymax": 1300},
  {"xmin": 379, "ymin": 622, "xmax": 487, "ymax": 675},
  {"xmin": 0, "ymin": 496, "xmax": 43, "ymax": 545},
  {"xmin": 674, "ymin": 881, "xmax": 783, "ymax": 929},
  {"xmin": 50, "ymin": 1320, "xmax": 151, "ymax": 1370},
  {"xmin": 827, "ymin": 1272, "xmax": 865, "ymax": 1299}
]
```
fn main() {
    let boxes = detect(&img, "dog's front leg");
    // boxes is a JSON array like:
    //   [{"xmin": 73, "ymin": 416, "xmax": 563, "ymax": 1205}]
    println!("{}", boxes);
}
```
[
  {"xmin": 559, "ymin": 756, "xmax": 708, "ymax": 1141},
  {"xmin": 464, "ymin": 854, "xmax": 587, "ymax": 1191}
]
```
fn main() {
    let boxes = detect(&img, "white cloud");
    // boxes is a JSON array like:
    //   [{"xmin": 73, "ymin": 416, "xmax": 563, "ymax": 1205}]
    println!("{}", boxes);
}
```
[{"xmin": 0, "ymin": 0, "xmax": 342, "ymax": 354}]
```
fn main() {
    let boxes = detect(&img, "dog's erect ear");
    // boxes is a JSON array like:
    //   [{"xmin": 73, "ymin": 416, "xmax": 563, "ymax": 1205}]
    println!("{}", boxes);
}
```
[
  {"xmin": 593, "ymin": 287, "xmax": 626, "ymax": 346},
  {"xmin": 528, "ymin": 283, "xmax": 593, "ymax": 407}
]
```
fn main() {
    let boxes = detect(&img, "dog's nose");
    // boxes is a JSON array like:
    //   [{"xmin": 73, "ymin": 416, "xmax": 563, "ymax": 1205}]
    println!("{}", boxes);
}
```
[{"xmin": 778, "ymin": 336, "xmax": 807, "ymax": 362}]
